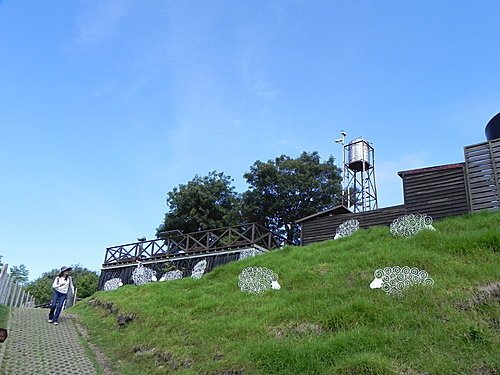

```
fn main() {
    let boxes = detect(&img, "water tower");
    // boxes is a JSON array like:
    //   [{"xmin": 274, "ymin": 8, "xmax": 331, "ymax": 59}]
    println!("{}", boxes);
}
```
[{"xmin": 336, "ymin": 132, "xmax": 378, "ymax": 212}]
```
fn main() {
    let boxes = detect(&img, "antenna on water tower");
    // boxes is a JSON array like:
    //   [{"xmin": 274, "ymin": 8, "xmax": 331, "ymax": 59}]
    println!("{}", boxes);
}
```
[{"xmin": 335, "ymin": 131, "xmax": 378, "ymax": 212}]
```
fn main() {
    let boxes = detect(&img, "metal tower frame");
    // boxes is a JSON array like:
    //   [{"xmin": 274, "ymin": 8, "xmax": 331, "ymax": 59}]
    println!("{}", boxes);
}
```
[{"xmin": 336, "ymin": 133, "xmax": 378, "ymax": 212}]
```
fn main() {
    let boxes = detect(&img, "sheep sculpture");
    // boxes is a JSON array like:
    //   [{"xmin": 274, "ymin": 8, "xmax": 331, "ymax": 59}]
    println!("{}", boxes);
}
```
[
  {"xmin": 390, "ymin": 213, "xmax": 435, "ymax": 237},
  {"xmin": 191, "ymin": 260, "xmax": 207, "ymax": 279},
  {"xmin": 131, "ymin": 263, "xmax": 157, "ymax": 285},
  {"xmin": 103, "ymin": 278, "xmax": 123, "ymax": 291},
  {"xmin": 334, "ymin": 219, "xmax": 359, "ymax": 240},
  {"xmin": 238, "ymin": 267, "xmax": 281, "ymax": 294},
  {"xmin": 239, "ymin": 248, "xmax": 265, "ymax": 260},
  {"xmin": 370, "ymin": 266, "xmax": 434, "ymax": 295},
  {"xmin": 159, "ymin": 269, "xmax": 183, "ymax": 282}
]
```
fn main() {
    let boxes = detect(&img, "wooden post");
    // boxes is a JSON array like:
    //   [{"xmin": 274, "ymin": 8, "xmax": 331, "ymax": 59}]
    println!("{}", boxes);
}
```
[
  {"xmin": 0, "ymin": 264, "xmax": 8, "ymax": 305},
  {"xmin": 6, "ymin": 281, "xmax": 16, "ymax": 307},
  {"xmin": 0, "ymin": 264, "xmax": 8, "ymax": 278},
  {"xmin": 0, "ymin": 276, "xmax": 7, "ymax": 305},
  {"xmin": 4, "ymin": 277, "xmax": 13, "ymax": 306},
  {"xmin": 14, "ymin": 283, "xmax": 24, "ymax": 308}
]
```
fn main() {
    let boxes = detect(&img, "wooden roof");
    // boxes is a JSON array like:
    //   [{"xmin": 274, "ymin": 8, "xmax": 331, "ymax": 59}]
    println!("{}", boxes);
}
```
[
  {"xmin": 397, "ymin": 162, "xmax": 465, "ymax": 177},
  {"xmin": 296, "ymin": 205, "xmax": 352, "ymax": 223}
]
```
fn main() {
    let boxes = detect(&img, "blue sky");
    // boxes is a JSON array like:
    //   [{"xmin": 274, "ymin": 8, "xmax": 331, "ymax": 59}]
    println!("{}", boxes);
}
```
[{"xmin": 1, "ymin": 1, "xmax": 498, "ymax": 281}]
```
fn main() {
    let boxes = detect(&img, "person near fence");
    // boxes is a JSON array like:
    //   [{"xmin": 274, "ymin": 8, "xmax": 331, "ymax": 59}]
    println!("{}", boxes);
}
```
[{"xmin": 48, "ymin": 266, "xmax": 73, "ymax": 325}]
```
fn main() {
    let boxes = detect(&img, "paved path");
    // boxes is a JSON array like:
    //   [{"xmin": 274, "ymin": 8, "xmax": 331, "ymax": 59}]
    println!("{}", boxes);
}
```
[{"xmin": 0, "ymin": 307, "xmax": 99, "ymax": 375}]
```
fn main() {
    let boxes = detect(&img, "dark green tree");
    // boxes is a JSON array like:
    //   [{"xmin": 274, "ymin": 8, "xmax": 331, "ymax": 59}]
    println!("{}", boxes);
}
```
[
  {"xmin": 242, "ymin": 151, "xmax": 342, "ymax": 244},
  {"xmin": 70, "ymin": 266, "xmax": 99, "ymax": 299},
  {"xmin": 10, "ymin": 264, "xmax": 29, "ymax": 284},
  {"xmin": 25, "ymin": 265, "xmax": 99, "ymax": 305},
  {"xmin": 24, "ymin": 269, "xmax": 56, "ymax": 305},
  {"xmin": 156, "ymin": 171, "xmax": 242, "ymax": 236}
]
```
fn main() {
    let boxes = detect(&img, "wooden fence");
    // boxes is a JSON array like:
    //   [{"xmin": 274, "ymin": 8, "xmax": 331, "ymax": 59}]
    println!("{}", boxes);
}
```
[
  {"xmin": 464, "ymin": 138, "xmax": 500, "ymax": 211},
  {"xmin": 103, "ymin": 223, "xmax": 287, "ymax": 266},
  {"xmin": 0, "ymin": 265, "xmax": 35, "ymax": 308}
]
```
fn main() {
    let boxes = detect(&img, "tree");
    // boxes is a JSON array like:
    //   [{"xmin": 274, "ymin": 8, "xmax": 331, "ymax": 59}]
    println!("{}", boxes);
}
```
[
  {"xmin": 10, "ymin": 264, "xmax": 29, "ymax": 284},
  {"xmin": 25, "ymin": 265, "xmax": 99, "ymax": 305},
  {"xmin": 24, "ymin": 269, "xmax": 56, "ymax": 305},
  {"xmin": 72, "ymin": 268, "xmax": 99, "ymax": 299},
  {"xmin": 156, "ymin": 171, "xmax": 242, "ymax": 236},
  {"xmin": 242, "ymin": 151, "xmax": 342, "ymax": 244}
]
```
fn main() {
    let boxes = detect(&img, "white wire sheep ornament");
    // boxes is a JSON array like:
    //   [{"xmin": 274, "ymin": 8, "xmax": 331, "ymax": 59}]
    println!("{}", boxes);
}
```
[
  {"xmin": 191, "ymin": 260, "xmax": 207, "ymax": 279},
  {"xmin": 334, "ymin": 219, "xmax": 360, "ymax": 240},
  {"xmin": 238, "ymin": 248, "xmax": 265, "ymax": 260},
  {"xmin": 159, "ymin": 269, "xmax": 183, "ymax": 282},
  {"xmin": 390, "ymin": 214, "xmax": 435, "ymax": 237},
  {"xmin": 103, "ymin": 278, "xmax": 123, "ymax": 291},
  {"xmin": 238, "ymin": 267, "xmax": 281, "ymax": 294},
  {"xmin": 370, "ymin": 266, "xmax": 434, "ymax": 295},
  {"xmin": 131, "ymin": 263, "xmax": 157, "ymax": 285}
]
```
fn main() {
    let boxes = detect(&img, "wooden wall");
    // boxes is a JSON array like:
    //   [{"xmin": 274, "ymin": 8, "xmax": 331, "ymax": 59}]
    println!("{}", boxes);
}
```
[
  {"xmin": 300, "ymin": 205, "xmax": 406, "ymax": 246},
  {"xmin": 300, "ymin": 162, "xmax": 474, "ymax": 247},
  {"xmin": 398, "ymin": 163, "xmax": 470, "ymax": 219},
  {"xmin": 464, "ymin": 139, "xmax": 500, "ymax": 211}
]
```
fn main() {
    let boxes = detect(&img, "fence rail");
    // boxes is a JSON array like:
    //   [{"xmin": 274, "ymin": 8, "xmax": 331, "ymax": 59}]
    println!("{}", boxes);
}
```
[
  {"xmin": 0, "ymin": 265, "xmax": 35, "ymax": 308},
  {"xmin": 103, "ymin": 223, "xmax": 288, "ymax": 266}
]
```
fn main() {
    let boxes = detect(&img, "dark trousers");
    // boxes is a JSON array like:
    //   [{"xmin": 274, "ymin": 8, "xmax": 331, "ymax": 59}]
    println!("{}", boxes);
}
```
[{"xmin": 48, "ymin": 290, "xmax": 67, "ymax": 322}]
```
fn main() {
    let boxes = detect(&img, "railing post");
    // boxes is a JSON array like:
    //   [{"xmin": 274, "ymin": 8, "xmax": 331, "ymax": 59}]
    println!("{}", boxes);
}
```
[
  {"xmin": 4, "ymin": 277, "xmax": 13, "ymax": 306},
  {"xmin": 0, "ymin": 276, "xmax": 9, "ymax": 305},
  {"xmin": 15, "ymin": 285, "xmax": 23, "ymax": 308},
  {"xmin": 0, "ymin": 264, "xmax": 8, "ymax": 305},
  {"xmin": 10, "ymin": 282, "xmax": 18, "ymax": 307},
  {"xmin": 0, "ymin": 276, "xmax": 7, "ymax": 305},
  {"xmin": 7, "ymin": 281, "xmax": 16, "ymax": 307},
  {"xmin": 26, "ymin": 293, "xmax": 34, "ymax": 308},
  {"xmin": 73, "ymin": 288, "xmax": 78, "ymax": 307},
  {"xmin": 20, "ymin": 290, "xmax": 26, "ymax": 308}
]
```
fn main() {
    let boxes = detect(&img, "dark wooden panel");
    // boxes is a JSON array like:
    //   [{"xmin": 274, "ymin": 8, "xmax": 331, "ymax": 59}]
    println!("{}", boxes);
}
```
[
  {"xmin": 401, "ymin": 164, "xmax": 469, "ymax": 219},
  {"xmin": 301, "ymin": 205, "xmax": 406, "ymax": 245},
  {"xmin": 464, "ymin": 139, "xmax": 500, "ymax": 212}
]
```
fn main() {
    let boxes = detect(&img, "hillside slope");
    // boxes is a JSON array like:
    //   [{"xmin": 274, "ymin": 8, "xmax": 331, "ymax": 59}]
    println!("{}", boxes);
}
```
[{"xmin": 73, "ymin": 211, "xmax": 500, "ymax": 375}]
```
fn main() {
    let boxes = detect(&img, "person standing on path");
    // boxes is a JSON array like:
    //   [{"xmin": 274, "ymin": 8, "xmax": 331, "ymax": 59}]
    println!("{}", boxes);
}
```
[{"xmin": 48, "ymin": 266, "xmax": 73, "ymax": 325}]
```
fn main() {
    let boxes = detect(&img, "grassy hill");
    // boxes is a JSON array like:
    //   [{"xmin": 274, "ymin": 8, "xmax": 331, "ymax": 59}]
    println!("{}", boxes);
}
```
[
  {"xmin": 72, "ymin": 211, "xmax": 500, "ymax": 375},
  {"xmin": 0, "ymin": 305, "xmax": 8, "ymax": 328}
]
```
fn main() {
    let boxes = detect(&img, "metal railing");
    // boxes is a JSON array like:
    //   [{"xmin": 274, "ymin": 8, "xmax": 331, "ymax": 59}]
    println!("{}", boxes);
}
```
[
  {"xmin": 103, "ymin": 223, "xmax": 288, "ymax": 266},
  {"xmin": 0, "ymin": 265, "xmax": 35, "ymax": 308}
]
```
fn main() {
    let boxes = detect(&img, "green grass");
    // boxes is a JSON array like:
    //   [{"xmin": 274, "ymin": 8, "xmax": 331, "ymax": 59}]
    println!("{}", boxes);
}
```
[
  {"xmin": 72, "ymin": 211, "xmax": 500, "ymax": 375},
  {"xmin": 0, "ymin": 305, "xmax": 9, "ymax": 328}
]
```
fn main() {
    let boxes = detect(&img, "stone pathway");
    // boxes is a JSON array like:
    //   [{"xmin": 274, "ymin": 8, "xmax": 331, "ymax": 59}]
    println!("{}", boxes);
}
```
[{"xmin": 0, "ymin": 307, "xmax": 99, "ymax": 375}]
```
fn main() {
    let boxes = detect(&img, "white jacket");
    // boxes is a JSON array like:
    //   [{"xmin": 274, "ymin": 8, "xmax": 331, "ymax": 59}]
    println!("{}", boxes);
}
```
[{"xmin": 52, "ymin": 276, "xmax": 73, "ymax": 294}]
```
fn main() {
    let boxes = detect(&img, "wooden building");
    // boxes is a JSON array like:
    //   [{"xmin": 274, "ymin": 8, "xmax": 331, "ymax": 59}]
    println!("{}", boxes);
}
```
[
  {"xmin": 398, "ymin": 163, "xmax": 470, "ymax": 219},
  {"xmin": 297, "ymin": 205, "xmax": 405, "ymax": 246},
  {"xmin": 297, "ymin": 138, "xmax": 500, "ymax": 246}
]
